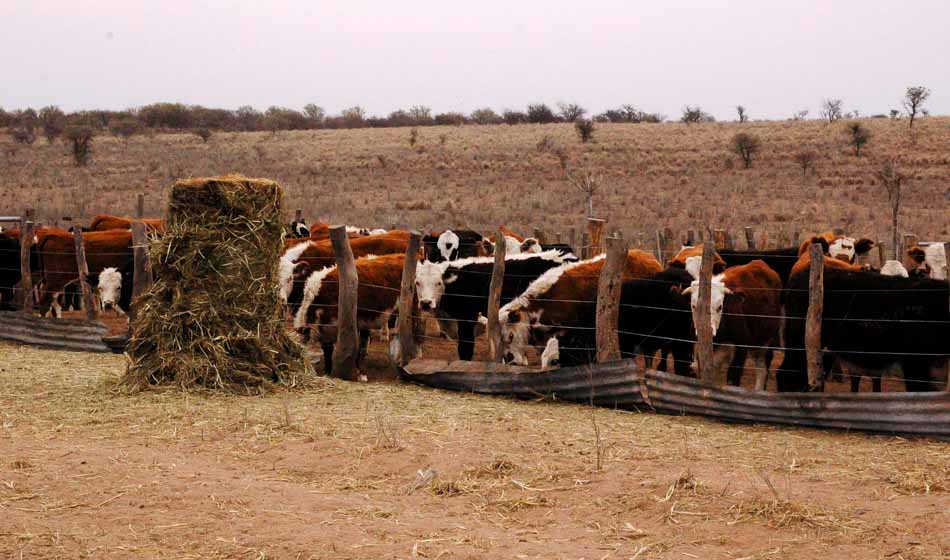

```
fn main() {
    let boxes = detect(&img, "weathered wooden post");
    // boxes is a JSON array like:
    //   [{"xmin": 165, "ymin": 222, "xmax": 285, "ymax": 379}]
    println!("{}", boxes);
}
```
[
  {"xmin": 636, "ymin": 232, "xmax": 644, "ymax": 249},
  {"xmin": 533, "ymin": 228, "xmax": 546, "ymax": 244},
  {"xmin": 877, "ymin": 242, "xmax": 887, "ymax": 269},
  {"xmin": 792, "ymin": 228, "xmax": 800, "ymax": 246},
  {"xmin": 686, "ymin": 229, "xmax": 696, "ymax": 247},
  {"xmin": 486, "ymin": 227, "xmax": 507, "ymax": 362},
  {"xmin": 581, "ymin": 232, "xmax": 590, "ymax": 259},
  {"xmin": 136, "ymin": 193, "xmax": 145, "ymax": 218},
  {"xmin": 744, "ymin": 226, "xmax": 756, "ymax": 250},
  {"xmin": 662, "ymin": 227, "xmax": 677, "ymax": 262},
  {"xmin": 596, "ymin": 235, "xmax": 627, "ymax": 363},
  {"xmin": 654, "ymin": 230, "xmax": 664, "ymax": 262},
  {"xmin": 555, "ymin": 232, "xmax": 562, "ymax": 244},
  {"xmin": 568, "ymin": 228, "xmax": 577, "ymax": 254},
  {"xmin": 713, "ymin": 229, "xmax": 727, "ymax": 250},
  {"xmin": 129, "ymin": 221, "xmax": 153, "ymax": 325},
  {"xmin": 17, "ymin": 220, "xmax": 34, "ymax": 313},
  {"xmin": 330, "ymin": 225, "xmax": 360, "ymax": 379},
  {"xmin": 396, "ymin": 231, "xmax": 422, "ymax": 366},
  {"xmin": 72, "ymin": 227, "xmax": 99, "ymax": 321},
  {"xmin": 805, "ymin": 244, "xmax": 824, "ymax": 390},
  {"xmin": 294, "ymin": 208, "xmax": 303, "ymax": 223},
  {"xmin": 695, "ymin": 245, "xmax": 716, "ymax": 382},
  {"xmin": 587, "ymin": 218, "xmax": 606, "ymax": 256}
]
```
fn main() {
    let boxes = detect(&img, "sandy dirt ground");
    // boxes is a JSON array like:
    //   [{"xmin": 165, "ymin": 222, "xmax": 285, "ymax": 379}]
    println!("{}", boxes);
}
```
[{"xmin": 0, "ymin": 339, "xmax": 948, "ymax": 559}]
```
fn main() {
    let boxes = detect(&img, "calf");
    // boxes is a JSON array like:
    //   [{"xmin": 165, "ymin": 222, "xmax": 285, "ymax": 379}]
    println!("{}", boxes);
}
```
[
  {"xmin": 294, "ymin": 254, "xmax": 419, "ymax": 376},
  {"xmin": 777, "ymin": 266, "xmax": 949, "ymax": 392},
  {"xmin": 797, "ymin": 232, "xmax": 874, "ymax": 264},
  {"xmin": 498, "ymin": 250, "xmax": 663, "ymax": 366},
  {"xmin": 907, "ymin": 243, "xmax": 947, "ymax": 280},
  {"xmin": 414, "ymin": 250, "xmax": 575, "ymax": 360},
  {"xmin": 681, "ymin": 258, "xmax": 783, "ymax": 390}
]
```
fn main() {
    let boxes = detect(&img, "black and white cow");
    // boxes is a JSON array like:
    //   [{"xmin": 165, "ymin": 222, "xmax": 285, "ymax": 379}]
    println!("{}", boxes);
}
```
[
  {"xmin": 414, "ymin": 249, "xmax": 575, "ymax": 360},
  {"xmin": 0, "ymin": 233, "xmax": 22, "ymax": 310},
  {"xmin": 422, "ymin": 229, "xmax": 487, "ymax": 262},
  {"xmin": 287, "ymin": 219, "xmax": 310, "ymax": 238},
  {"xmin": 777, "ymin": 266, "xmax": 949, "ymax": 392}
]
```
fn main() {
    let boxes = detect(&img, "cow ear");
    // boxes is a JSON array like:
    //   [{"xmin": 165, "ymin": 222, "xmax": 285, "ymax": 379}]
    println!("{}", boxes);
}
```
[
  {"xmin": 294, "ymin": 261, "xmax": 310, "ymax": 276},
  {"xmin": 906, "ymin": 247, "xmax": 925, "ymax": 263},
  {"xmin": 854, "ymin": 238, "xmax": 874, "ymax": 255},
  {"xmin": 506, "ymin": 311, "xmax": 520, "ymax": 324},
  {"xmin": 480, "ymin": 239, "xmax": 494, "ymax": 255},
  {"xmin": 811, "ymin": 236, "xmax": 831, "ymax": 254},
  {"xmin": 444, "ymin": 273, "xmax": 458, "ymax": 284},
  {"xmin": 713, "ymin": 262, "xmax": 727, "ymax": 274}
]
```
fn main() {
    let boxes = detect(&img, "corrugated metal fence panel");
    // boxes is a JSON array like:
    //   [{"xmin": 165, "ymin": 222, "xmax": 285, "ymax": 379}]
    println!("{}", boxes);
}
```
[
  {"xmin": 0, "ymin": 310, "xmax": 110, "ymax": 353},
  {"xmin": 402, "ymin": 359, "xmax": 950, "ymax": 439}
]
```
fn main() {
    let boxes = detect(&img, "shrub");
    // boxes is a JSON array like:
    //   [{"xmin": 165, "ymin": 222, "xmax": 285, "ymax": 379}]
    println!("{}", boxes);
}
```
[
  {"xmin": 681, "ymin": 106, "xmax": 714, "ymax": 124},
  {"xmin": 64, "ymin": 125, "xmax": 93, "ymax": 166},
  {"xmin": 109, "ymin": 118, "xmax": 142, "ymax": 145},
  {"xmin": 502, "ymin": 110, "xmax": 527, "ymax": 125},
  {"xmin": 434, "ymin": 112, "xmax": 466, "ymax": 126},
  {"xmin": 845, "ymin": 122, "xmax": 871, "ymax": 156},
  {"xmin": 820, "ymin": 99, "xmax": 843, "ymax": 123},
  {"xmin": 736, "ymin": 105, "xmax": 748, "ymax": 123},
  {"xmin": 793, "ymin": 150, "xmax": 817, "ymax": 176},
  {"xmin": 470, "ymin": 108, "xmax": 501, "ymax": 125},
  {"xmin": 302, "ymin": 103, "xmax": 325, "ymax": 128},
  {"xmin": 39, "ymin": 106, "xmax": 67, "ymax": 144},
  {"xmin": 409, "ymin": 127, "xmax": 419, "ymax": 147},
  {"xmin": 11, "ymin": 128, "xmax": 36, "ymax": 145},
  {"xmin": 526, "ymin": 103, "xmax": 557, "ymax": 124},
  {"xmin": 731, "ymin": 133, "xmax": 761, "ymax": 168},
  {"xmin": 575, "ymin": 118, "xmax": 595, "ymax": 143},
  {"xmin": 194, "ymin": 127, "xmax": 213, "ymax": 142},
  {"xmin": 558, "ymin": 103, "xmax": 586, "ymax": 122}
]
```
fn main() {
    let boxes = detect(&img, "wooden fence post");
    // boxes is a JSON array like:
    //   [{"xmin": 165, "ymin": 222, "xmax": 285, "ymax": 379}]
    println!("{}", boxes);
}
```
[
  {"xmin": 713, "ymin": 229, "xmax": 726, "ymax": 250},
  {"xmin": 744, "ymin": 226, "xmax": 756, "ymax": 250},
  {"xmin": 654, "ymin": 230, "xmax": 664, "ymax": 263},
  {"xmin": 136, "ymin": 193, "xmax": 145, "ymax": 219},
  {"xmin": 686, "ymin": 229, "xmax": 695, "ymax": 247},
  {"xmin": 129, "ymin": 222, "xmax": 153, "ymax": 325},
  {"xmin": 555, "ymin": 232, "xmax": 562, "ymax": 244},
  {"xmin": 72, "ymin": 227, "xmax": 99, "ymax": 321},
  {"xmin": 587, "ymin": 218, "xmax": 606, "ymax": 256},
  {"xmin": 695, "ymin": 245, "xmax": 716, "ymax": 382},
  {"xmin": 877, "ymin": 242, "xmax": 887, "ymax": 269},
  {"xmin": 792, "ymin": 228, "xmax": 800, "ymax": 246},
  {"xmin": 805, "ymin": 244, "xmax": 824, "ymax": 390},
  {"xmin": 581, "ymin": 232, "xmax": 590, "ymax": 259},
  {"xmin": 487, "ymin": 227, "xmax": 507, "ymax": 362},
  {"xmin": 396, "ymin": 231, "xmax": 422, "ymax": 366},
  {"xmin": 568, "ymin": 228, "xmax": 577, "ymax": 254},
  {"xmin": 596, "ymin": 235, "xmax": 627, "ymax": 363},
  {"xmin": 330, "ymin": 226, "xmax": 360, "ymax": 379},
  {"xmin": 662, "ymin": 227, "xmax": 677, "ymax": 262},
  {"xmin": 18, "ymin": 220, "xmax": 34, "ymax": 313},
  {"xmin": 294, "ymin": 208, "xmax": 303, "ymax": 223},
  {"xmin": 533, "ymin": 228, "xmax": 546, "ymax": 244}
]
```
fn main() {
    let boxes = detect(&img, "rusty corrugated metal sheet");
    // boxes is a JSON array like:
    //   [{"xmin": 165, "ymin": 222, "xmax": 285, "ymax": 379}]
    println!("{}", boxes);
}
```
[
  {"xmin": 0, "ymin": 310, "xmax": 110, "ymax": 353},
  {"xmin": 401, "ymin": 359, "xmax": 950, "ymax": 439}
]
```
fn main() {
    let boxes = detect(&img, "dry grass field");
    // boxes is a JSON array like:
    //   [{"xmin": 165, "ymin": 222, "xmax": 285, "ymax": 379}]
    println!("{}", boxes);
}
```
[
  {"xmin": 1, "ymin": 341, "xmax": 948, "ymax": 560},
  {"xmin": 3, "ymin": 118, "xmax": 950, "ymax": 245}
]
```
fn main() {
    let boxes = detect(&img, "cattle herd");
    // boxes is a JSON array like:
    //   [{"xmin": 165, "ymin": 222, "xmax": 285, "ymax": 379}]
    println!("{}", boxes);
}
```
[{"xmin": 1, "ymin": 215, "xmax": 947, "ymax": 393}]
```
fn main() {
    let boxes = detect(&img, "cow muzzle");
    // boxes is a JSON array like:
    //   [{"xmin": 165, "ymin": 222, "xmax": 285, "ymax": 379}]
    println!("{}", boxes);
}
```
[{"xmin": 419, "ymin": 300, "xmax": 433, "ymax": 311}]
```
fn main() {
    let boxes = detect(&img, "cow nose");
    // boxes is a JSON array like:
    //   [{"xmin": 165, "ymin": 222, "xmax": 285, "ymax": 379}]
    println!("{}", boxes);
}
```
[
  {"xmin": 505, "ymin": 352, "xmax": 515, "ymax": 363},
  {"xmin": 103, "ymin": 302, "xmax": 114, "ymax": 309},
  {"xmin": 420, "ymin": 300, "xmax": 432, "ymax": 311}
]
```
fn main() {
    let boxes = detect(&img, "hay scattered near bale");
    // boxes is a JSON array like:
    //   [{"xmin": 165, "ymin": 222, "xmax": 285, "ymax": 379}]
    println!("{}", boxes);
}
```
[{"xmin": 122, "ymin": 174, "xmax": 310, "ymax": 392}]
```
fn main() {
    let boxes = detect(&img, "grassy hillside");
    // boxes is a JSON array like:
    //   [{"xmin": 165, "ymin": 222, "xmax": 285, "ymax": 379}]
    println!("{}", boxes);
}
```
[{"xmin": 2, "ymin": 117, "xmax": 949, "ymax": 245}]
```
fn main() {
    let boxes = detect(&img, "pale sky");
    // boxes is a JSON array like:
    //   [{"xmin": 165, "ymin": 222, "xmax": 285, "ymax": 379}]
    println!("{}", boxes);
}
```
[{"xmin": 3, "ymin": 0, "xmax": 948, "ymax": 120}]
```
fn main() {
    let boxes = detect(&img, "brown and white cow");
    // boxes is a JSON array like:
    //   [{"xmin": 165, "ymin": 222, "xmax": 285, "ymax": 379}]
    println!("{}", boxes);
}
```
[
  {"xmin": 906, "ymin": 243, "xmax": 947, "ymax": 280},
  {"xmin": 497, "ymin": 250, "xmax": 663, "ymax": 366},
  {"xmin": 35, "ymin": 230, "xmax": 133, "ymax": 317},
  {"xmin": 797, "ymin": 231, "xmax": 874, "ymax": 264},
  {"xmin": 680, "ymin": 257, "xmax": 782, "ymax": 390},
  {"xmin": 279, "ymin": 230, "xmax": 415, "ymax": 314},
  {"xmin": 293, "ymin": 253, "xmax": 421, "ymax": 376},
  {"xmin": 88, "ymin": 214, "xmax": 165, "ymax": 232}
]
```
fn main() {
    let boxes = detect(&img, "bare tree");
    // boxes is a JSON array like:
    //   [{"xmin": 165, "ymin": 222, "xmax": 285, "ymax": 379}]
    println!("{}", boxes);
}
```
[
  {"xmin": 792, "ymin": 109, "xmax": 810, "ymax": 121},
  {"xmin": 902, "ymin": 86, "xmax": 930, "ymax": 130},
  {"xmin": 470, "ymin": 107, "xmax": 500, "ymax": 125},
  {"xmin": 64, "ymin": 125, "xmax": 94, "ymax": 166},
  {"xmin": 558, "ymin": 102, "xmax": 587, "ymax": 122},
  {"xmin": 561, "ymin": 159, "xmax": 600, "ymax": 217},
  {"xmin": 303, "ymin": 103, "xmax": 325, "ymax": 128},
  {"xmin": 109, "ymin": 118, "xmax": 142, "ymax": 146},
  {"xmin": 876, "ymin": 160, "xmax": 906, "ymax": 259},
  {"xmin": 820, "ymin": 99, "xmax": 844, "ymax": 123},
  {"xmin": 736, "ymin": 105, "xmax": 748, "ymax": 123},
  {"xmin": 793, "ymin": 150, "xmax": 817, "ymax": 177},
  {"xmin": 38, "ymin": 106, "xmax": 67, "ymax": 144},
  {"xmin": 681, "ymin": 106, "xmax": 714, "ymax": 124}
]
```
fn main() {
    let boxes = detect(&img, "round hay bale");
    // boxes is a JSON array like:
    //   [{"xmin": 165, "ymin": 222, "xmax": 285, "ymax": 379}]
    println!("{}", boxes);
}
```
[{"xmin": 122, "ymin": 174, "xmax": 310, "ymax": 392}]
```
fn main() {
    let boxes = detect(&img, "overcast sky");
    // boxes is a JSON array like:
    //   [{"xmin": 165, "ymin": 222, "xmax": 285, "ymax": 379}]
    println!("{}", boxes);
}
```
[{"xmin": 3, "ymin": 0, "xmax": 948, "ymax": 120}]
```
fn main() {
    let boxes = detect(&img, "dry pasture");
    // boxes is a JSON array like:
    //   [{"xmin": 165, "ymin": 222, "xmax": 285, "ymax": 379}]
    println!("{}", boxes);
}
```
[
  {"xmin": 3, "ymin": 118, "xmax": 949, "ymax": 244},
  {"xmin": 1, "ymin": 341, "xmax": 948, "ymax": 559}
]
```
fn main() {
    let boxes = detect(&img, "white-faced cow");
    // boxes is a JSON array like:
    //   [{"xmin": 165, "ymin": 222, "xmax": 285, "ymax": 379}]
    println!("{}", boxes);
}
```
[
  {"xmin": 907, "ymin": 243, "xmax": 947, "ymax": 281},
  {"xmin": 422, "ymin": 229, "xmax": 488, "ymax": 262}
]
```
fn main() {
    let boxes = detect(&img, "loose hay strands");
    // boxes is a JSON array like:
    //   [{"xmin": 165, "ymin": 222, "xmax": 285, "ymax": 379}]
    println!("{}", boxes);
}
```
[{"xmin": 122, "ymin": 175, "xmax": 311, "ymax": 392}]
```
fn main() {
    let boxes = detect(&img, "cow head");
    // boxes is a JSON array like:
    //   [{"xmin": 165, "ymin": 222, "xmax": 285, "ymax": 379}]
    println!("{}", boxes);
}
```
[
  {"xmin": 95, "ymin": 267, "xmax": 124, "ymax": 313},
  {"xmin": 436, "ymin": 230, "xmax": 461, "ymax": 261},
  {"xmin": 415, "ymin": 260, "xmax": 455, "ymax": 311},
  {"xmin": 879, "ymin": 260, "xmax": 909, "ymax": 277},
  {"xmin": 288, "ymin": 219, "xmax": 309, "ymax": 238},
  {"xmin": 497, "ymin": 306, "xmax": 546, "ymax": 365},
  {"xmin": 520, "ymin": 238, "xmax": 542, "ymax": 254},
  {"xmin": 682, "ymin": 275, "xmax": 736, "ymax": 337}
]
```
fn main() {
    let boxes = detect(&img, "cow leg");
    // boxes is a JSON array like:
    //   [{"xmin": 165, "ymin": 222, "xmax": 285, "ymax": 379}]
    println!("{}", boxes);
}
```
[
  {"xmin": 871, "ymin": 374, "xmax": 881, "ymax": 393},
  {"xmin": 358, "ymin": 329, "xmax": 370, "ymax": 363},
  {"xmin": 456, "ymin": 320, "xmax": 476, "ymax": 361},
  {"xmin": 850, "ymin": 374, "xmax": 861, "ymax": 393},
  {"xmin": 321, "ymin": 342, "xmax": 334, "ymax": 375},
  {"xmin": 671, "ymin": 340, "xmax": 695, "ymax": 378},
  {"xmin": 752, "ymin": 350, "xmax": 770, "ymax": 391},
  {"xmin": 726, "ymin": 347, "xmax": 747, "ymax": 386}
]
